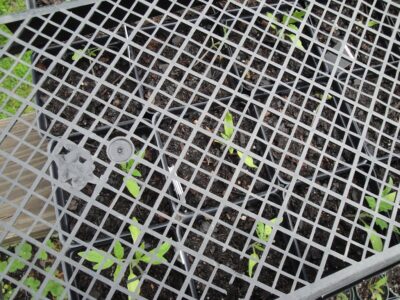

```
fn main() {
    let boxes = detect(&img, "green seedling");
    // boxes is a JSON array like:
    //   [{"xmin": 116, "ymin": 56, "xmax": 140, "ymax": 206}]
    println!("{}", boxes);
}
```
[
  {"xmin": 219, "ymin": 112, "xmax": 257, "ymax": 169},
  {"xmin": 266, "ymin": 9, "xmax": 306, "ymax": 50},
  {"xmin": 313, "ymin": 92, "xmax": 333, "ymax": 114},
  {"xmin": 335, "ymin": 292, "xmax": 349, "ymax": 300},
  {"xmin": 1, "ymin": 240, "xmax": 65, "ymax": 299},
  {"xmin": 72, "ymin": 47, "xmax": 99, "ymax": 62},
  {"xmin": 357, "ymin": 20, "xmax": 379, "ymax": 28},
  {"xmin": 248, "ymin": 218, "xmax": 282, "ymax": 277},
  {"xmin": 360, "ymin": 177, "xmax": 398, "ymax": 252},
  {"xmin": 368, "ymin": 276, "xmax": 387, "ymax": 300},
  {"xmin": 79, "ymin": 217, "xmax": 171, "ymax": 298},
  {"xmin": 121, "ymin": 151, "xmax": 145, "ymax": 199},
  {"xmin": 210, "ymin": 25, "xmax": 229, "ymax": 51},
  {"xmin": 120, "ymin": 151, "xmax": 145, "ymax": 177}
]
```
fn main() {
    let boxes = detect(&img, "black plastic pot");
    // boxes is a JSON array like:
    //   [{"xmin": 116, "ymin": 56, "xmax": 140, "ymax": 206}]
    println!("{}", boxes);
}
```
[
  {"xmin": 254, "ymin": 79, "xmax": 368, "ymax": 185},
  {"xmin": 48, "ymin": 122, "xmax": 174, "ymax": 245},
  {"xmin": 153, "ymin": 97, "xmax": 278, "ymax": 216},
  {"xmin": 355, "ymin": 274, "xmax": 389, "ymax": 300}
]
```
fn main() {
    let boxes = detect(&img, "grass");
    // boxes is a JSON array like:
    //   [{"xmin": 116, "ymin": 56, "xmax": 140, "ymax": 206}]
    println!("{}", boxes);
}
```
[{"xmin": 0, "ymin": 0, "xmax": 34, "ymax": 119}]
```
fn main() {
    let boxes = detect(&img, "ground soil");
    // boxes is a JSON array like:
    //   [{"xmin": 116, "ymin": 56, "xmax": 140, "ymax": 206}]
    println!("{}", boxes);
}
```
[
  {"xmin": 37, "ymin": 47, "xmax": 142, "ymax": 136},
  {"xmin": 258, "ymin": 91, "xmax": 355, "ymax": 182},
  {"xmin": 182, "ymin": 203, "xmax": 294, "ymax": 299},
  {"xmin": 344, "ymin": 76, "xmax": 400, "ymax": 157},
  {"xmin": 58, "ymin": 131, "xmax": 172, "ymax": 243},
  {"xmin": 158, "ymin": 99, "xmax": 270, "ymax": 212},
  {"xmin": 311, "ymin": 0, "xmax": 391, "ymax": 67},
  {"xmin": 70, "ymin": 232, "xmax": 186, "ymax": 300}
]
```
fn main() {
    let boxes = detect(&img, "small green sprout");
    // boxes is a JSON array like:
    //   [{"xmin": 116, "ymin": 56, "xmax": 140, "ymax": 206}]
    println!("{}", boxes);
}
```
[
  {"xmin": 210, "ymin": 26, "xmax": 229, "ymax": 51},
  {"xmin": 71, "ymin": 47, "xmax": 99, "ymax": 62},
  {"xmin": 219, "ymin": 112, "xmax": 257, "ymax": 169},
  {"xmin": 121, "ymin": 151, "xmax": 145, "ymax": 199},
  {"xmin": 335, "ymin": 292, "xmax": 349, "ymax": 300},
  {"xmin": 367, "ymin": 20, "xmax": 379, "ymax": 28},
  {"xmin": 360, "ymin": 177, "xmax": 398, "ymax": 252},
  {"xmin": 266, "ymin": 9, "xmax": 306, "ymax": 50},
  {"xmin": 1, "ymin": 240, "xmax": 65, "ymax": 300},
  {"xmin": 368, "ymin": 276, "xmax": 387, "ymax": 300},
  {"xmin": 79, "ymin": 217, "xmax": 171, "ymax": 298},
  {"xmin": 248, "ymin": 218, "xmax": 282, "ymax": 277},
  {"xmin": 120, "ymin": 151, "xmax": 145, "ymax": 177}
]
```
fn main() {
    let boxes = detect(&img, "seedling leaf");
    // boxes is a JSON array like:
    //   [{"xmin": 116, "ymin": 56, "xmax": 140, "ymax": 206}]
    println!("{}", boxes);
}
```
[
  {"xmin": 223, "ymin": 112, "xmax": 234, "ymax": 139},
  {"xmin": 368, "ymin": 20, "xmax": 378, "ymax": 27},
  {"xmin": 43, "ymin": 280, "xmax": 64, "ymax": 300},
  {"xmin": 375, "ymin": 218, "xmax": 388, "ymax": 231},
  {"xmin": 127, "ymin": 271, "xmax": 140, "ymax": 299},
  {"xmin": 382, "ymin": 177, "xmax": 394, "ymax": 196},
  {"xmin": 124, "ymin": 178, "xmax": 140, "ymax": 198},
  {"xmin": 113, "ymin": 265, "xmax": 122, "ymax": 282},
  {"xmin": 286, "ymin": 34, "xmax": 304, "ymax": 50},
  {"xmin": 129, "ymin": 218, "xmax": 141, "ymax": 243},
  {"xmin": 365, "ymin": 196, "xmax": 377, "ymax": 210},
  {"xmin": 16, "ymin": 242, "xmax": 32, "ymax": 260},
  {"xmin": 0, "ymin": 261, "xmax": 7, "ymax": 272},
  {"xmin": 78, "ymin": 250, "xmax": 114, "ymax": 270},
  {"xmin": 72, "ymin": 49, "xmax": 84, "ymax": 61},
  {"xmin": 237, "ymin": 151, "xmax": 257, "ymax": 169},
  {"xmin": 248, "ymin": 252, "xmax": 259, "ymax": 277},
  {"xmin": 366, "ymin": 227, "xmax": 383, "ymax": 252},
  {"xmin": 25, "ymin": 277, "xmax": 40, "ymax": 291},
  {"xmin": 113, "ymin": 241, "xmax": 124, "ymax": 260},
  {"xmin": 132, "ymin": 169, "xmax": 142, "ymax": 177},
  {"xmin": 8, "ymin": 259, "xmax": 25, "ymax": 272}
]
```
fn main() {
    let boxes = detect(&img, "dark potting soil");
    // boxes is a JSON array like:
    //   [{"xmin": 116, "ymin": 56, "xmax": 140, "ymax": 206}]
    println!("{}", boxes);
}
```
[
  {"xmin": 311, "ymin": 0, "xmax": 389, "ymax": 67},
  {"xmin": 356, "ymin": 275, "xmax": 388, "ymax": 300},
  {"xmin": 258, "ymin": 91, "xmax": 355, "ymax": 182},
  {"xmin": 387, "ymin": 265, "xmax": 400, "ymax": 295},
  {"xmin": 227, "ymin": 12, "xmax": 317, "ymax": 90},
  {"xmin": 158, "ymin": 99, "xmax": 270, "ymax": 212},
  {"xmin": 36, "ymin": 47, "xmax": 142, "ymax": 136},
  {"xmin": 61, "ymin": 134, "xmax": 172, "ymax": 243},
  {"xmin": 70, "ymin": 233, "xmax": 185, "ymax": 300},
  {"xmin": 134, "ymin": 23, "xmax": 239, "ymax": 110},
  {"xmin": 343, "ymin": 75, "xmax": 400, "ymax": 157},
  {"xmin": 182, "ymin": 204, "xmax": 293, "ymax": 298},
  {"xmin": 288, "ymin": 172, "xmax": 374, "ymax": 279}
]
